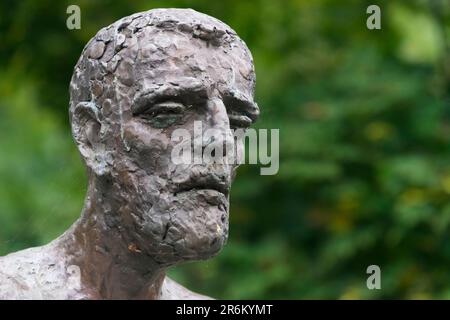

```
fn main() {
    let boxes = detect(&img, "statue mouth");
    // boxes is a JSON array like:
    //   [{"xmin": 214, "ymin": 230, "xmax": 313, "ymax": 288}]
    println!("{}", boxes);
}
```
[{"xmin": 173, "ymin": 175, "xmax": 230, "ymax": 197}]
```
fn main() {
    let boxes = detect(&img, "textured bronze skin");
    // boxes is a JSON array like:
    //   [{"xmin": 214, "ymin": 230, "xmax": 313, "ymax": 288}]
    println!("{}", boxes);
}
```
[{"xmin": 0, "ymin": 8, "xmax": 258, "ymax": 299}]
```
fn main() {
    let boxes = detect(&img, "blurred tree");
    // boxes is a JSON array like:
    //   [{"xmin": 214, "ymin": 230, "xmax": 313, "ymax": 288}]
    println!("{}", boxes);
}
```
[{"xmin": 0, "ymin": 0, "xmax": 449, "ymax": 299}]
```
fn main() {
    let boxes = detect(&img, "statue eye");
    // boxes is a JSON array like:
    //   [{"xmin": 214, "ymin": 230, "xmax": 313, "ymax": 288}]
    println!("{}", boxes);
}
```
[
  {"xmin": 142, "ymin": 102, "xmax": 185, "ymax": 116},
  {"xmin": 228, "ymin": 113, "xmax": 252, "ymax": 129},
  {"xmin": 140, "ymin": 102, "xmax": 186, "ymax": 128}
]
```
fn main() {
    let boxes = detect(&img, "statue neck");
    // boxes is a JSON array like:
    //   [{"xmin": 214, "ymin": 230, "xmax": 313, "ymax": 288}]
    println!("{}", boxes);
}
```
[{"xmin": 59, "ymin": 177, "xmax": 166, "ymax": 299}]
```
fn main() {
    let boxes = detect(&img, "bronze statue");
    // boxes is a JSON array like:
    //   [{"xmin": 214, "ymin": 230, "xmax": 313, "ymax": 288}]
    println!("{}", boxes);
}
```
[{"xmin": 0, "ymin": 8, "xmax": 259, "ymax": 299}]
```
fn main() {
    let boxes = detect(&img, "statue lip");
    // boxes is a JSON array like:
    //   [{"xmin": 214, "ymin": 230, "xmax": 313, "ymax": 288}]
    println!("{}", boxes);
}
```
[{"xmin": 173, "ymin": 175, "xmax": 230, "ymax": 197}]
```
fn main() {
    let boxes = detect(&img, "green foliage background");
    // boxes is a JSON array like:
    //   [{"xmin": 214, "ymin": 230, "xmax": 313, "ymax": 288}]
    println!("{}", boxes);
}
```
[{"xmin": 1, "ymin": 0, "xmax": 449, "ymax": 299}]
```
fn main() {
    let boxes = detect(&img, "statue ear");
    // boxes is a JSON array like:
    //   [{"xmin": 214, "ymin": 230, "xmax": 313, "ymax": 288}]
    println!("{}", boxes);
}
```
[{"xmin": 71, "ymin": 102, "xmax": 110, "ymax": 176}]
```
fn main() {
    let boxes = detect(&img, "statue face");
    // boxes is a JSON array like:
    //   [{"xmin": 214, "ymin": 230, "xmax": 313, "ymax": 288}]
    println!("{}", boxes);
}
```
[{"xmin": 90, "ymin": 29, "xmax": 258, "ymax": 265}]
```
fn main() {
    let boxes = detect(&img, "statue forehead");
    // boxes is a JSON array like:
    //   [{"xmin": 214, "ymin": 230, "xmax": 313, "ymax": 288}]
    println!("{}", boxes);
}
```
[{"xmin": 130, "ymin": 31, "xmax": 255, "ymax": 95}]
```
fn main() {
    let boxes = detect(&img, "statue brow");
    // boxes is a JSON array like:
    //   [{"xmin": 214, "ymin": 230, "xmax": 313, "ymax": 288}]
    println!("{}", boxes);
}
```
[
  {"xmin": 132, "ymin": 85, "xmax": 259, "ymax": 122},
  {"xmin": 223, "ymin": 89, "xmax": 259, "ymax": 122},
  {"xmin": 132, "ymin": 84, "xmax": 208, "ymax": 114}
]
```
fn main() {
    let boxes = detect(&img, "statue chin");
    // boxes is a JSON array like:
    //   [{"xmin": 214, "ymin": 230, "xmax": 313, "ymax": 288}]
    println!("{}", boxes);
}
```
[{"xmin": 136, "ymin": 189, "xmax": 229, "ymax": 264}]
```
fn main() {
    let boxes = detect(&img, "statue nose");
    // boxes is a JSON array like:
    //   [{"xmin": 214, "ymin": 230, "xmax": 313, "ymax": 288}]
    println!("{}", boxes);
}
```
[
  {"xmin": 202, "ymin": 98, "xmax": 234, "ymax": 158},
  {"xmin": 206, "ymin": 97, "xmax": 230, "ymax": 130}
]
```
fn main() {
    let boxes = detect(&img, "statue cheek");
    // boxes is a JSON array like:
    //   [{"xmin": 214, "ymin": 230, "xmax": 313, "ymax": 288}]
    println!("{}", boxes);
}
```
[{"xmin": 122, "ymin": 122, "xmax": 172, "ymax": 174}]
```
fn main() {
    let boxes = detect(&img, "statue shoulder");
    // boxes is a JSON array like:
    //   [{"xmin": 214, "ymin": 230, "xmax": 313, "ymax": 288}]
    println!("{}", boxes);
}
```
[
  {"xmin": 0, "ymin": 246, "xmax": 44, "ymax": 299},
  {"xmin": 160, "ymin": 276, "xmax": 213, "ymax": 300},
  {"xmin": 0, "ymin": 244, "xmax": 83, "ymax": 300}
]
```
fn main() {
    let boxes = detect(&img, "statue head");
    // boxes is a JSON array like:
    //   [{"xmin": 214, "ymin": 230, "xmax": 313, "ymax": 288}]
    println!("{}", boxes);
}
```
[{"xmin": 69, "ymin": 8, "xmax": 259, "ymax": 267}]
